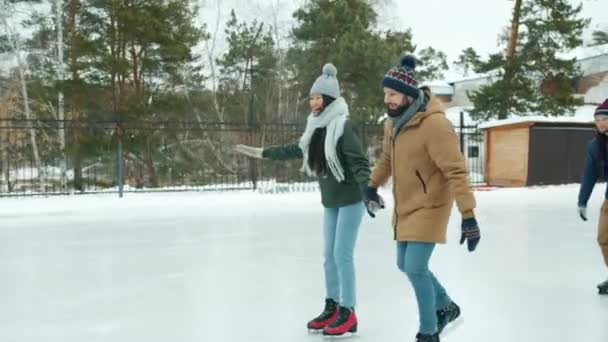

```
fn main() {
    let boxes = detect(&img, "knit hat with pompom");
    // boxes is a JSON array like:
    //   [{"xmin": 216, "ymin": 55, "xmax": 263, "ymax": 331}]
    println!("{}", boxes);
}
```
[
  {"xmin": 310, "ymin": 63, "xmax": 341, "ymax": 99},
  {"xmin": 382, "ymin": 55, "xmax": 420, "ymax": 99}
]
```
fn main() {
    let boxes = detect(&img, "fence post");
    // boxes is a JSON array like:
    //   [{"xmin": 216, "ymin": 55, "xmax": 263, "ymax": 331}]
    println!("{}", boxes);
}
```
[
  {"xmin": 459, "ymin": 111, "xmax": 465, "ymax": 154},
  {"xmin": 247, "ymin": 66, "xmax": 258, "ymax": 190},
  {"xmin": 116, "ymin": 122, "xmax": 124, "ymax": 198}
]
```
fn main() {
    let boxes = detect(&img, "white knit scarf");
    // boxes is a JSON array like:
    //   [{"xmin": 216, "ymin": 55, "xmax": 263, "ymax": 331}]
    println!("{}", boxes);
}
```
[{"xmin": 299, "ymin": 97, "xmax": 349, "ymax": 182}]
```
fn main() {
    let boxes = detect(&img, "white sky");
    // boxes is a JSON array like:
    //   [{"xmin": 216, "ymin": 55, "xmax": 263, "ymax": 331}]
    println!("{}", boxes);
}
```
[
  {"xmin": 198, "ymin": 0, "xmax": 608, "ymax": 64},
  {"xmin": 3, "ymin": 1, "xmax": 607, "ymax": 78}
]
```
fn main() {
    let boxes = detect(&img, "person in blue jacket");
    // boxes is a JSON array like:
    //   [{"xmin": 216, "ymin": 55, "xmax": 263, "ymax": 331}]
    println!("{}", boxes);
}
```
[{"xmin": 577, "ymin": 98, "xmax": 608, "ymax": 295}]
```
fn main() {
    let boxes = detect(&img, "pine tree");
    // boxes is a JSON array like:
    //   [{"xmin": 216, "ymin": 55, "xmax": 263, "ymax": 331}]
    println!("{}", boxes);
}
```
[
  {"xmin": 592, "ymin": 30, "xmax": 608, "ymax": 46},
  {"xmin": 469, "ymin": 0, "xmax": 589, "ymax": 121},
  {"xmin": 77, "ymin": 0, "xmax": 204, "ymax": 187},
  {"xmin": 216, "ymin": 10, "xmax": 278, "ymax": 124},
  {"xmin": 454, "ymin": 47, "xmax": 481, "ymax": 77},
  {"xmin": 287, "ymin": 0, "xmax": 447, "ymax": 122}
]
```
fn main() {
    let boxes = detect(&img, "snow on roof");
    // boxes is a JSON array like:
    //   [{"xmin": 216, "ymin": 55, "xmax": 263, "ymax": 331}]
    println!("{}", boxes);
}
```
[
  {"xmin": 448, "ymin": 73, "xmax": 493, "ymax": 84},
  {"xmin": 421, "ymin": 80, "xmax": 454, "ymax": 96},
  {"xmin": 584, "ymin": 81, "xmax": 608, "ymax": 104},
  {"xmin": 421, "ymin": 80, "xmax": 452, "ymax": 88},
  {"xmin": 564, "ymin": 43, "xmax": 608, "ymax": 61},
  {"xmin": 447, "ymin": 70, "xmax": 502, "ymax": 84},
  {"xmin": 479, "ymin": 105, "xmax": 597, "ymax": 129},
  {"xmin": 574, "ymin": 104, "xmax": 600, "ymax": 119},
  {"xmin": 444, "ymin": 106, "xmax": 477, "ymax": 126}
]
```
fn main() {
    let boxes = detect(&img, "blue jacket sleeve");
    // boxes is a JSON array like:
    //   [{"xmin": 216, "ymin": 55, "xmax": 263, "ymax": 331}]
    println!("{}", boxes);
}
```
[{"xmin": 578, "ymin": 139, "xmax": 599, "ymax": 207}]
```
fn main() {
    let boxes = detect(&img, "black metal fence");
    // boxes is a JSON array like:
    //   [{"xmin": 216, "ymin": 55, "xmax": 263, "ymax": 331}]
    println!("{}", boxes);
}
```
[{"xmin": 0, "ymin": 118, "xmax": 484, "ymax": 196}]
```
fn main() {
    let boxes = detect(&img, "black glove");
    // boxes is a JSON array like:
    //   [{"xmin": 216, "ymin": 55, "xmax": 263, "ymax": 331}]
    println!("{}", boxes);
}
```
[
  {"xmin": 578, "ymin": 206, "xmax": 587, "ymax": 221},
  {"xmin": 362, "ymin": 186, "xmax": 385, "ymax": 218},
  {"xmin": 460, "ymin": 216, "xmax": 480, "ymax": 252}
]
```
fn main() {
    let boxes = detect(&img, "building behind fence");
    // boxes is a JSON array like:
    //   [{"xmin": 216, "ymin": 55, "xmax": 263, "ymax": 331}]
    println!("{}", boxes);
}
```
[{"xmin": 0, "ymin": 118, "xmax": 484, "ymax": 196}]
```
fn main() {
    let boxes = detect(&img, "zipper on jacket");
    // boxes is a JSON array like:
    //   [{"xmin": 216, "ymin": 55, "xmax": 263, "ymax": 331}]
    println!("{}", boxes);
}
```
[
  {"xmin": 415, "ymin": 170, "xmax": 427, "ymax": 194},
  {"xmin": 391, "ymin": 125, "xmax": 414, "ymax": 240},
  {"xmin": 391, "ymin": 137, "xmax": 397, "ymax": 240}
]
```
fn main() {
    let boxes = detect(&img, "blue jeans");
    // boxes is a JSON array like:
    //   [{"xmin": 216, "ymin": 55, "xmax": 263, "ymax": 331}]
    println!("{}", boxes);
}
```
[
  {"xmin": 323, "ymin": 201, "xmax": 364, "ymax": 308},
  {"xmin": 397, "ymin": 242, "xmax": 453, "ymax": 334}
]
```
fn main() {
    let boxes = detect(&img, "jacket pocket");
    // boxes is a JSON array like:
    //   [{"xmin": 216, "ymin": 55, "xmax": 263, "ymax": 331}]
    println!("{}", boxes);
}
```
[{"xmin": 415, "ymin": 170, "xmax": 427, "ymax": 194}]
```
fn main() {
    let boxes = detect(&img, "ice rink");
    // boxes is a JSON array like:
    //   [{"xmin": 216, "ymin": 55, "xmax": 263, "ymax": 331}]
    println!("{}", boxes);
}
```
[{"xmin": 1, "ymin": 184, "xmax": 607, "ymax": 342}]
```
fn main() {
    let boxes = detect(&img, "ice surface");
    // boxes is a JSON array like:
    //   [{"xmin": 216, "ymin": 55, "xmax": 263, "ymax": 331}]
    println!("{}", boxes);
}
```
[{"xmin": 1, "ymin": 184, "xmax": 607, "ymax": 342}]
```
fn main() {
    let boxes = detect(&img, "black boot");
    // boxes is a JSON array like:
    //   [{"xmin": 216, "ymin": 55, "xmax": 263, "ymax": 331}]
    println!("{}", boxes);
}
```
[
  {"xmin": 598, "ymin": 279, "xmax": 608, "ymax": 295},
  {"xmin": 307, "ymin": 298, "xmax": 339, "ymax": 330},
  {"xmin": 437, "ymin": 302, "xmax": 461, "ymax": 334},
  {"xmin": 416, "ymin": 332, "xmax": 440, "ymax": 342}
]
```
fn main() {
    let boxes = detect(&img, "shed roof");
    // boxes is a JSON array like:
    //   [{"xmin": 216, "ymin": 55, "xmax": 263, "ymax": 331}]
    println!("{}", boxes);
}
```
[{"xmin": 479, "ymin": 105, "xmax": 597, "ymax": 129}]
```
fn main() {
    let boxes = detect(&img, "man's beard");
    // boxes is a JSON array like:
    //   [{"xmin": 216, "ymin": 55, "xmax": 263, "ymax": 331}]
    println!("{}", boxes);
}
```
[{"xmin": 386, "ymin": 103, "xmax": 409, "ymax": 118}]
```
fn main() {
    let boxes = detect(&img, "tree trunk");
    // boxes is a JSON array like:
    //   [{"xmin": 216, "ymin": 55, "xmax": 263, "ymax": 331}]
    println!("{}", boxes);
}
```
[
  {"xmin": 204, "ymin": 0, "xmax": 225, "ymax": 122},
  {"xmin": 506, "ymin": 0, "xmax": 523, "ymax": 60},
  {"xmin": 55, "ymin": 0, "xmax": 68, "ymax": 191},
  {"xmin": 68, "ymin": 0, "xmax": 83, "ymax": 191},
  {"xmin": 270, "ymin": 1, "xmax": 286, "ymax": 120},
  {"xmin": 501, "ymin": 0, "xmax": 523, "ymax": 120},
  {"xmin": 14, "ymin": 36, "xmax": 42, "ymax": 183},
  {"xmin": 1, "ymin": 128, "xmax": 9, "ymax": 192},
  {"xmin": 0, "ymin": 91, "xmax": 11, "ymax": 192}
]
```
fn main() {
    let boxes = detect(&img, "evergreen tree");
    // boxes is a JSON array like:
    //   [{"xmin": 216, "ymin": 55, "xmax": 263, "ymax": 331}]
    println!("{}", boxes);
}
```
[
  {"xmin": 287, "ymin": 0, "xmax": 447, "ymax": 122},
  {"xmin": 415, "ymin": 47, "xmax": 448, "ymax": 81},
  {"xmin": 592, "ymin": 30, "xmax": 608, "ymax": 46},
  {"xmin": 469, "ymin": 0, "xmax": 589, "ymax": 121},
  {"xmin": 453, "ymin": 47, "xmax": 482, "ymax": 77},
  {"xmin": 216, "ymin": 10, "xmax": 278, "ymax": 123}
]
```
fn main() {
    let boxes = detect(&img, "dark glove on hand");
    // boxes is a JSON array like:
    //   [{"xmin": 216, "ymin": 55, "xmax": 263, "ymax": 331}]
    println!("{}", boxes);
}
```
[
  {"xmin": 578, "ymin": 206, "xmax": 587, "ymax": 221},
  {"xmin": 362, "ymin": 186, "xmax": 385, "ymax": 218},
  {"xmin": 460, "ymin": 216, "xmax": 480, "ymax": 252}
]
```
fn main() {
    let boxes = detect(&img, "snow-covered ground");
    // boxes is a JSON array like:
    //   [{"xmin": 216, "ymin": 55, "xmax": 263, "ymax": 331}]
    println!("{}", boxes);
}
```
[{"xmin": 1, "ymin": 185, "xmax": 607, "ymax": 342}]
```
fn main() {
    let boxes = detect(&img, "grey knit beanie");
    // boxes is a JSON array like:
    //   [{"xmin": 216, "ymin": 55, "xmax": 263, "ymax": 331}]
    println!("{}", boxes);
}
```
[{"xmin": 310, "ymin": 63, "xmax": 340, "ymax": 99}]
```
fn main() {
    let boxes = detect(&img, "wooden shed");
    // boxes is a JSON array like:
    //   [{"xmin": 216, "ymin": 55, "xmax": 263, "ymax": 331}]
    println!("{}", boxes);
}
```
[{"xmin": 480, "ymin": 117, "xmax": 596, "ymax": 187}]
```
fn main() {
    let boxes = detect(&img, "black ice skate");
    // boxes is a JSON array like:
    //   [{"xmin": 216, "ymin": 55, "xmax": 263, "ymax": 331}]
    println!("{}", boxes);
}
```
[
  {"xmin": 307, "ymin": 298, "xmax": 339, "ymax": 330},
  {"xmin": 416, "ymin": 332, "xmax": 440, "ymax": 342},
  {"xmin": 437, "ymin": 301, "xmax": 461, "ymax": 334},
  {"xmin": 598, "ymin": 279, "xmax": 608, "ymax": 295}
]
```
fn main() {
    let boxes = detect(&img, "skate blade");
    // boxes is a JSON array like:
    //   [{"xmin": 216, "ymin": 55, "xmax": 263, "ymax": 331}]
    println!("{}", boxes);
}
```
[
  {"xmin": 322, "ymin": 332, "xmax": 359, "ymax": 339},
  {"xmin": 441, "ymin": 316, "xmax": 464, "ymax": 338},
  {"xmin": 307, "ymin": 329, "xmax": 324, "ymax": 334}
]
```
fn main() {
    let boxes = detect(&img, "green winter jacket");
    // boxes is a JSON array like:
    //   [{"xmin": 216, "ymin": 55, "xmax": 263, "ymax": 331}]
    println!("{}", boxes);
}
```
[{"xmin": 262, "ymin": 121, "xmax": 371, "ymax": 208}]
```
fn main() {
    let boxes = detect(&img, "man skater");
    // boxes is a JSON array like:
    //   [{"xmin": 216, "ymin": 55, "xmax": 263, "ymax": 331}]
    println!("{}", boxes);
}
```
[
  {"xmin": 363, "ymin": 55, "xmax": 481, "ymax": 342},
  {"xmin": 577, "ymin": 98, "xmax": 608, "ymax": 295}
]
